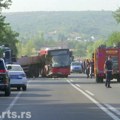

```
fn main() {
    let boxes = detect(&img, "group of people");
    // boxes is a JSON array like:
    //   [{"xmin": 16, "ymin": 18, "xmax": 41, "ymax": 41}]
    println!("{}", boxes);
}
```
[
  {"xmin": 82, "ymin": 59, "xmax": 94, "ymax": 78},
  {"xmin": 82, "ymin": 56, "xmax": 113, "ymax": 88}
]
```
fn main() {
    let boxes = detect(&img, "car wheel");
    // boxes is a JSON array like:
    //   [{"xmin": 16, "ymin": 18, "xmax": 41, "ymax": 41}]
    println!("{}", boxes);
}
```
[
  {"xmin": 5, "ymin": 86, "xmax": 11, "ymax": 96},
  {"xmin": 17, "ymin": 87, "xmax": 21, "ymax": 91},
  {"xmin": 22, "ymin": 85, "xmax": 27, "ymax": 91}
]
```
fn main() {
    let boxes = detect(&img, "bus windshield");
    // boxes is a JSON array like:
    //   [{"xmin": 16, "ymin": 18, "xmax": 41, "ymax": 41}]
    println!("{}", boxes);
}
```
[{"xmin": 52, "ymin": 54, "xmax": 70, "ymax": 67}]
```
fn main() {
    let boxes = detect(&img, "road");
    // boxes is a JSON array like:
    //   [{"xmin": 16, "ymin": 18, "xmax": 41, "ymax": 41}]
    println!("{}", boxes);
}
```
[{"xmin": 0, "ymin": 73, "xmax": 120, "ymax": 120}]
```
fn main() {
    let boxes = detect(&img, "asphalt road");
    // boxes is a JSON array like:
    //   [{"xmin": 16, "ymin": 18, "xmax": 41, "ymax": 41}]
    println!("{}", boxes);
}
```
[{"xmin": 0, "ymin": 73, "xmax": 120, "ymax": 120}]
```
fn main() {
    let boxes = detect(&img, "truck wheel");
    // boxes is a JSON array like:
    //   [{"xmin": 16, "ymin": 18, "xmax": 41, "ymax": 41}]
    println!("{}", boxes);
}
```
[
  {"xmin": 5, "ymin": 86, "xmax": 11, "ymax": 96},
  {"xmin": 22, "ymin": 85, "xmax": 27, "ymax": 91},
  {"xmin": 117, "ymin": 77, "xmax": 120, "ymax": 83},
  {"xmin": 64, "ymin": 75, "xmax": 68, "ymax": 78},
  {"xmin": 96, "ymin": 76, "xmax": 99, "ymax": 83},
  {"xmin": 17, "ymin": 87, "xmax": 21, "ymax": 91},
  {"xmin": 100, "ymin": 78, "xmax": 103, "ymax": 83},
  {"xmin": 34, "ymin": 67, "xmax": 39, "ymax": 78},
  {"xmin": 96, "ymin": 76, "xmax": 103, "ymax": 83}
]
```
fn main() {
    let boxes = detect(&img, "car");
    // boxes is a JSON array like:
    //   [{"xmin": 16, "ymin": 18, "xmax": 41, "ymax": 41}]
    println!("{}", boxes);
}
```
[
  {"xmin": 70, "ymin": 61, "xmax": 83, "ymax": 73},
  {"xmin": 6, "ymin": 64, "xmax": 27, "ymax": 91},
  {"xmin": 0, "ymin": 58, "xmax": 11, "ymax": 96}
]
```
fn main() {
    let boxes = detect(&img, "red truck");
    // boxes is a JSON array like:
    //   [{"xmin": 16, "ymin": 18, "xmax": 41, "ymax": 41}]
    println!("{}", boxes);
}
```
[{"xmin": 94, "ymin": 45, "xmax": 120, "ymax": 83}]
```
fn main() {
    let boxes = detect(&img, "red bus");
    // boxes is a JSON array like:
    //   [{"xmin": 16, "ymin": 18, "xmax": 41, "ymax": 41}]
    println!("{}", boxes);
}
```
[{"xmin": 39, "ymin": 48, "xmax": 71, "ymax": 77}]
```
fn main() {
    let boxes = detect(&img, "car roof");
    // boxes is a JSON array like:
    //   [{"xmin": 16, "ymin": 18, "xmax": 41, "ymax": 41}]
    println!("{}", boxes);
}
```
[
  {"xmin": 71, "ymin": 61, "xmax": 80, "ymax": 63},
  {"xmin": 6, "ymin": 64, "xmax": 21, "ymax": 67}
]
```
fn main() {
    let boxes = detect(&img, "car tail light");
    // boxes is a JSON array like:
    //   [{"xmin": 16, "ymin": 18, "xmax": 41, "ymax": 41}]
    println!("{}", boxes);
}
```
[{"xmin": 0, "ymin": 69, "xmax": 7, "ymax": 73}]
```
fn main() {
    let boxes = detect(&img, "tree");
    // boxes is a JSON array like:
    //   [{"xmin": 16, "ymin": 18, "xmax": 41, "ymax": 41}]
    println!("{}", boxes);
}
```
[
  {"xmin": 107, "ymin": 32, "xmax": 120, "ymax": 46},
  {"xmin": 113, "ymin": 7, "xmax": 120, "ymax": 23},
  {"xmin": 0, "ymin": 0, "xmax": 12, "ymax": 11},
  {"xmin": 87, "ymin": 40, "xmax": 105, "ymax": 58},
  {"xmin": 0, "ymin": 0, "xmax": 19, "ymax": 55}
]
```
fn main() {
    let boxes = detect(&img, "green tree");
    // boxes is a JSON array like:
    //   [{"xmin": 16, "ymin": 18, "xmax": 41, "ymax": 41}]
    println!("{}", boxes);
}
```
[
  {"xmin": 0, "ymin": 0, "xmax": 12, "ymax": 11},
  {"xmin": 24, "ymin": 39, "xmax": 36, "ymax": 56},
  {"xmin": 87, "ymin": 40, "xmax": 105, "ymax": 58},
  {"xmin": 0, "ymin": 0, "xmax": 19, "ymax": 55},
  {"xmin": 113, "ymin": 7, "xmax": 120, "ymax": 23},
  {"xmin": 74, "ymin": 41, "xmax": 87, "ymax": 57},
  {"xmin": 0, "ymin": 19, "xmax": 19, "ymax": 55},
  {"xmin": 106, "ymin": 32, "xmax": 120, "ymax": 46}
]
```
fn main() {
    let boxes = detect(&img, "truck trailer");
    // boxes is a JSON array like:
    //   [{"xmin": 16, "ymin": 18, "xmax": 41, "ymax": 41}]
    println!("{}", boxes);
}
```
[{"xmin": 17, "ymin": 55, "xmax": 42, "ymax": 78}]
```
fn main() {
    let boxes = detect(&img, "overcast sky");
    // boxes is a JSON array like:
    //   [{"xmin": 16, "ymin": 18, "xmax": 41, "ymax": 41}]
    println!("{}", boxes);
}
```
[{"xmin": 3, "ymin": 0, "xmax": 120, "ymax": 12}]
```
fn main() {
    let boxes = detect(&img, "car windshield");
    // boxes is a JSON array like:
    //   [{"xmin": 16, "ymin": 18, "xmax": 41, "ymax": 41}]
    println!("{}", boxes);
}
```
[
  {"xmin": 52, "ymin": 54, "xmax": 70, "ymax": 67},
  {"xmin": 71, "ymin": 62, "xmax": 81, "ymax": 66},
  {"xmin": 8, "ymin": 65, "xmax": 23, "ymax": 71}
]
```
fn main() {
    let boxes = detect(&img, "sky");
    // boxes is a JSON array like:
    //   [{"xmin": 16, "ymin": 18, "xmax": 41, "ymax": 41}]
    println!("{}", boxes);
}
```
[{"xmin": 3, "ymin": 0, "xmax": 120, "ymax": 12}]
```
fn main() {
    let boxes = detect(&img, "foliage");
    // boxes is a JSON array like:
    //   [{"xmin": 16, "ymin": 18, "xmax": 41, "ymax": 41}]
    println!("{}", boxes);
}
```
[
  {"xmin": 0, "ymin": 0, "xmax": 19, "ymax": 55},
  {"xmin": 4, "ymin": 10, "xmax": 120, "ymax": 58},
  {"xmin": 4, "ymin": 11, "xmax": 120, "ymax": 58},
  {"xmin": 87, "ymin": 40, "xmax": 105, "ymax": 58},
  {"xmin": 0, "ymin": 17, "xmax": 19, "ymax": 55},
  {"xmin": 4, "ymin": 11, "xmax": 120, "ymax": 42},
  {"xmin": 106, "ymin": 32, "xmax": 120, "ymax": 46},
  {"xmin": 0, "ymin": 0, "xmax": 12, "ymax": 12},
  {"xmin": 113, "ymin": 7, "xmax": 120, "ymax": 23},
  {"xmin": 17, "ymin": 40, "xmax": 36, "ymax": 57}
]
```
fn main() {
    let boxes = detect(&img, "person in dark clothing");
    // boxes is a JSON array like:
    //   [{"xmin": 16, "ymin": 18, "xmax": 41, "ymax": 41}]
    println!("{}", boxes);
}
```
[
  {"xmin": 86, "ymin": 59, "xmax": 90, "ymax": 78},
  {"xmin": 90, "ymin": 59, "xmax": 94, "ymax": 78},
  {"xmin": 104, "ymin": 56, "xmax": 113, "ymax": 88}
]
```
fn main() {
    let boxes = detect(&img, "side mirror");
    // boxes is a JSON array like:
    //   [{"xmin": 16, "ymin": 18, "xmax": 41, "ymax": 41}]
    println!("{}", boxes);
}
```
[{"xmin": 7, "ymin": 66, "xmax": 12, "ymax": 70}]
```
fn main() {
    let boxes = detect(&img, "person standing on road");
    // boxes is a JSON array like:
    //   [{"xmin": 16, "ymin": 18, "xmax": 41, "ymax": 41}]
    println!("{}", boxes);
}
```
[
  {"xmin": 104, "ymin": 56, "xmax": 113, "ymax": 88},
  {"xmin": 86, "ymin": 59, "xmax": 90, "ymax": 78}
]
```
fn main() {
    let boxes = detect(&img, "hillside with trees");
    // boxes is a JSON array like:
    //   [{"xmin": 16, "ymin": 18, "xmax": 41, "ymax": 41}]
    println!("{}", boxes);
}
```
[
  {"xmin": 4, "ymin": 11, "xmax": 120, "ymax": 41},
  {"xmin": 2, "ymin": 10, "xmax": 120, "ymax": 58}
]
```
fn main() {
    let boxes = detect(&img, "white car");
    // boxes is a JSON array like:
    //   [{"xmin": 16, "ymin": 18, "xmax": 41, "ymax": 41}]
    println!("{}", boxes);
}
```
[
  {"xmin": 6, "ymin": 64, "xmax": 27, "ymax": 91},
  {"xmin": 70, "ymin": 61, "xmax": 83, "ymax": 73}
]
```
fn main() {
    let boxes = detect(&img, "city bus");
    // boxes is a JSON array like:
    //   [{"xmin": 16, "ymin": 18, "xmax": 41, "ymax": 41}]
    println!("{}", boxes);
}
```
[{"xmin": 39, "ymin": 48, "xmax": 71, "ymax": 77}]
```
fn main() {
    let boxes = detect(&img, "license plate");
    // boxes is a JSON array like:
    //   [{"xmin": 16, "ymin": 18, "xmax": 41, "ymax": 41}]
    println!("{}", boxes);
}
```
[{"xmin": 10, "ymin": 75, "xmax": 22, "ymax": 79}]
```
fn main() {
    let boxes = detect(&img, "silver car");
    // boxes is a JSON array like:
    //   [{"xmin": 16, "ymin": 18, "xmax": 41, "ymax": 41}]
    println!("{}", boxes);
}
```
[
  {"xmin": 6, "ymin": 64, "xmax": 27, "ymax": 91},
  {"xmin": 70, "ymin": 61, "xmax": 83, "ymax": 73}
]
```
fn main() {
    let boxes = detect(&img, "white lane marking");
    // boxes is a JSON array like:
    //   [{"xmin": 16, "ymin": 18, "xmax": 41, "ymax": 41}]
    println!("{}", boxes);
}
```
[
  {"xmin": 0, "ymin": 91, "xmax": 23, "ymax": 120},
  {"xmin": 85, "ymin": 90, "xmax": 94, "ymax": 96},
  {"xmin": 75, "ymin": 84, "xmax": 81, "ymax": 88},
  {"xmin": 5, "ymin": 91, "xmax": 22, "ymax": 112},
  {"xmin": 0, "ymin": 80, "xmax": 32, "ymax": 120},
  {"xmin": 70, "ymin": 80, "xmax": 73, "ymax": 82},
  {"xmin": 67, "ymin": 80, "xmax": 120, "ymax": 120},
  {"xmin": 105, "ymin": 104, "xmax": 120, "ymax": 116}
]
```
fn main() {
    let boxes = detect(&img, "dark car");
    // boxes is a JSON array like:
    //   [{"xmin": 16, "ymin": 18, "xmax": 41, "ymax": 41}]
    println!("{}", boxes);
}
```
[{"xmin": 0, "ymin": 58, "xmax": 11, "ymax": 96}]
